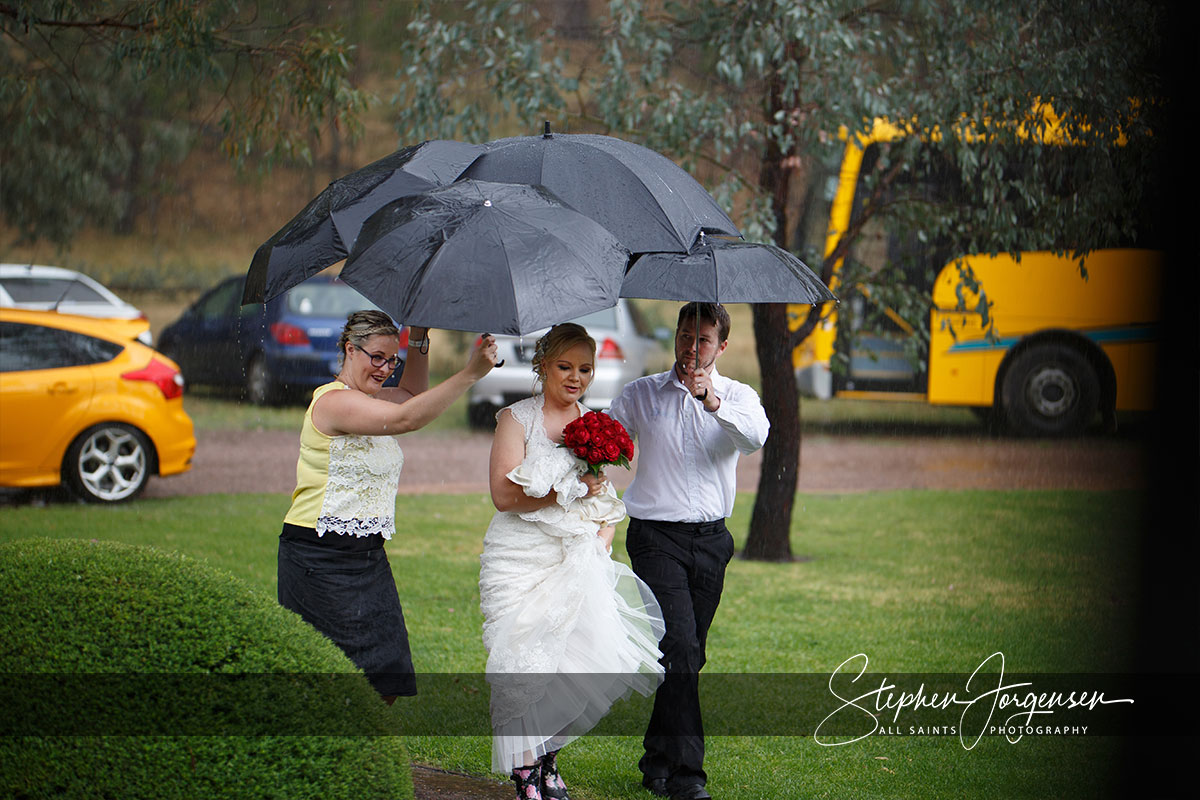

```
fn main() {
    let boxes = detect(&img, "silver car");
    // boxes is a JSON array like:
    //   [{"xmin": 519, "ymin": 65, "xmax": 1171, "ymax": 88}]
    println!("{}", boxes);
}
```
[
  {"xmin": 467, "ymin": 300, "xmax": 662, "ymax": 428},
  {"xmin": 0, "ymin": 263, "xmax": 152, "ymax": 345}
]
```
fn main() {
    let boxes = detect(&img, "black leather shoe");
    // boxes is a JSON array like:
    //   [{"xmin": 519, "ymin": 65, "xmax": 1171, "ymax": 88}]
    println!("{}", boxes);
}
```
[
  {"xmin": 669, "ymin": 784, "xmax": 711, "ymax": 800},
  {"xmin": 643, "ymin": 777, "xmax": 669, "ymax": 797}
]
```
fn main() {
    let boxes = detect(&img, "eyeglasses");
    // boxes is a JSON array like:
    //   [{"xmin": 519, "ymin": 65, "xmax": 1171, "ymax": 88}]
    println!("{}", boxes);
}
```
[{"xmin": 353, "ymin": 343, "xmax": 402, "ymax": 371}]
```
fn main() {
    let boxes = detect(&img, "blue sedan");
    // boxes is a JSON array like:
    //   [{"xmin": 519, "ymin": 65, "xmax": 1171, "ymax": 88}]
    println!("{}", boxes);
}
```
[{"xmin": 158, "ymin": 274, "xmax": 405, "ymax": 404}]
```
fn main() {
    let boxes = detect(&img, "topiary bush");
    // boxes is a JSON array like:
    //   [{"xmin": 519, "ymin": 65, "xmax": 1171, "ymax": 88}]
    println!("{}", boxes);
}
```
[{"xmin": 0, "ymin": 538, "xmax": 413, "ymax": 800}]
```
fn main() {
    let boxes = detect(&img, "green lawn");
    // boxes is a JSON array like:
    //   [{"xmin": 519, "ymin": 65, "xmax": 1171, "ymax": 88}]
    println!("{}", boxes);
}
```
[{"xmin": 0, "ymin": 489, "xmax": 1146, "ymax": 799}]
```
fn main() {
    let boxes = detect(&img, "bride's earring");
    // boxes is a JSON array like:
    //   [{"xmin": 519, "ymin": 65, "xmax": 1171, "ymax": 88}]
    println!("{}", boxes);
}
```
[
  {"xmin": 511, "ymin": 762, "xmax": 543, "ymax": 800},
  {"xmin": 539, "ymin": 749, "xmax": 570, "ymax": 800}
]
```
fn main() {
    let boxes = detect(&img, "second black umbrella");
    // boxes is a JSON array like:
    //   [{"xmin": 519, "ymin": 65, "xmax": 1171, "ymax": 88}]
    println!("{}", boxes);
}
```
[{"xmin": 341, "ymin": 180, "xmax": 631, "ymax": 336}]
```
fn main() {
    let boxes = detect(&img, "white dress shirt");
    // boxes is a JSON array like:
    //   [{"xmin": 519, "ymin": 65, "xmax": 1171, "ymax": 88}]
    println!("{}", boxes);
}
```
[{"xmin": 608, "ymin": 366, "xmax": 769, "ymax": 523}]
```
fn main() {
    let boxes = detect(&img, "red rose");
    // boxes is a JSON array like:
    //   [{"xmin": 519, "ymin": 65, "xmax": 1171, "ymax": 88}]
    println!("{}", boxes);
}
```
[{"xmin": 559, "ymin": 411, "xmax": 633, "ymax": 475}]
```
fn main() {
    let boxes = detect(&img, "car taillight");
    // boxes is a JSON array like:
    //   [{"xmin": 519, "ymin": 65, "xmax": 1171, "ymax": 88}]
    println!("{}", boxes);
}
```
[
  {"xmin": 398, "ymin": 327, "xmax": 410, "ymax": 348},
  {"xmin": 122, "ymin": 358, "xmax": 185, "ymax": 399},
  {"xmin": 270, "ymin": 322, "xmax": 310, "ymax": 345},
  {"xmin": 598, "ymin": 337, "xmax": 624, "ymax": 359}
]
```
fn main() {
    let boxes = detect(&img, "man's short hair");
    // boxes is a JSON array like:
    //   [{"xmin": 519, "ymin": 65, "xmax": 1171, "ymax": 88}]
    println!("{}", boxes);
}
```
[{"xmin": 677, "ymin": 302, "xmax": 731, "ymax": 343}]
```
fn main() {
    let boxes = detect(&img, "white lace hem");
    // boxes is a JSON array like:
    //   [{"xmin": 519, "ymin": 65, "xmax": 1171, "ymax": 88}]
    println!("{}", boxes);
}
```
[{"xmin": 314, "ymin": 516, "xmax": 395, "ymax": 539}]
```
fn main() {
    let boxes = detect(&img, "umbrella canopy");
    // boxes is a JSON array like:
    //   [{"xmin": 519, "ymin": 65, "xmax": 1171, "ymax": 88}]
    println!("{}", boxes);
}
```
[
  {"xmin": 622, "ymin": 235, "xmax": 836, "ymax": 396},
  {"xmin": 244, "ymin": 139, "xmax": 486, "ymax": 305},
  {"xmin": 620, "ymin": 236, "xmax": 837, "ymax": 306},
  {"xmin": 459, "ymin": 127, "xmax": 740, "ymax": 254},
  {"xmin": 341, "ymin": 180, "xmax": 630, "ymax": 336}
]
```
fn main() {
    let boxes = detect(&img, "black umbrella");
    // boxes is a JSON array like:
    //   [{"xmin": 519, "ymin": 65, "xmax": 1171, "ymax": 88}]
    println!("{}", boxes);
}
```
[
  {"xmin": 621, "ymin": 235, "xmax": 836, "ymax": 395},
  {"xmin": 459, "ymin": 125, "xmax": 740, "ymax": 254},
  {"xmin": 340, "ymin": 180, "xmax": 630, "ymax": 336},
  {"xmin": 244, "ymin": 139, "xmax": 486, "ymax": 305},
  {"xmin": 620, "ymin": 235, "xmax": 837, "ymax": 306}
]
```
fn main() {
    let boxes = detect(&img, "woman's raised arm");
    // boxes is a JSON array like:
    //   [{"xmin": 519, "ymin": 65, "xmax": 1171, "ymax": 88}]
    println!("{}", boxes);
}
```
[{"xmin": 314, "ymin": 335, "xmax": 495, "ymax": 437}]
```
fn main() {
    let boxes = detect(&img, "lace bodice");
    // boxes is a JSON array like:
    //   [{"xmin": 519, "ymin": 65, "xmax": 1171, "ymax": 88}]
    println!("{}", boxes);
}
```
[
  {"xmin": 504, "ymin": 395, "xmax": 624, "ymax": 533},
  {"xmin": 318, "ymin": 432, "xmax": 403, "ymax": 537}
]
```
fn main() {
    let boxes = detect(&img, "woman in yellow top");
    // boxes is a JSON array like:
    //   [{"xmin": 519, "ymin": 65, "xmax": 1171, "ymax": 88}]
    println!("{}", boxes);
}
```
[{"xmin": 278, "ymin": 309, "xmax": 497, "ymax": 702}]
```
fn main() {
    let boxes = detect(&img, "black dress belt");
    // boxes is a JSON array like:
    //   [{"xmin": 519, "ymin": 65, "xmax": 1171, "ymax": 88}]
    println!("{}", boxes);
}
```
[
  {"xmin": 630, "ymin": 517, "xmax": 725, "ymax": 534},
  {"xmin": 280, "ymin": 522, "xmax": 385, "ymax": 552}
]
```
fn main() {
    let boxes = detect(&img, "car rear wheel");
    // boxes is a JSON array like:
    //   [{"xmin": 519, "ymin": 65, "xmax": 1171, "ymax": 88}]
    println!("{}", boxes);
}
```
[
  {"xmin": 1001, "ymin": 344, "xmax": 1099, "ymax": 437},
  {"xmin": 64, "ymin": 423, "xmax": 152, "ymax": 503},
  {"xmin": 246, "ymin": 354, "xmax": 276, "ymax": 406}
]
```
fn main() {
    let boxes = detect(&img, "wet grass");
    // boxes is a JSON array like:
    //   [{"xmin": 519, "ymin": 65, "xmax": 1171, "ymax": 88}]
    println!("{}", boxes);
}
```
[{"xmin": 0, "ymin": 489, "xmax": 1148, "ymax": 800}]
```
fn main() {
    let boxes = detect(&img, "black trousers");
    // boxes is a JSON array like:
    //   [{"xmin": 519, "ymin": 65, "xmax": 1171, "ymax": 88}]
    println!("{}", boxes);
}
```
[{"xmin": 626, "ymin": 517, "xmax": 735, "ymax": 792}]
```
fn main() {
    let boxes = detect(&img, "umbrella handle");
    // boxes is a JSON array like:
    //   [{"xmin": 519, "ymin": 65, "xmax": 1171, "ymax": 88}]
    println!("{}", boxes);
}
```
[
  {"xmin": 482, "ymin": 333, "xmax": 504, "ymax": 368},
  {"xmin": 694, "ymin": 389, "xmax": 708, "ymax": 402}
]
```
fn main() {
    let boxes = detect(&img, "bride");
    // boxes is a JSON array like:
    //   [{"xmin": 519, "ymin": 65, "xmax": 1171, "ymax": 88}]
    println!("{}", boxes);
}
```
[{"xmin": 478, "ymin": 323, "xmax": 665, "ymax": 800}]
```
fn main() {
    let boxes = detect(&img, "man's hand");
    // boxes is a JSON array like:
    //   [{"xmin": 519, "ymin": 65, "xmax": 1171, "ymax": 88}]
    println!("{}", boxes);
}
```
[{"xmin": 681, "ymin": 364, "xmax": 720, "ymax": 412}]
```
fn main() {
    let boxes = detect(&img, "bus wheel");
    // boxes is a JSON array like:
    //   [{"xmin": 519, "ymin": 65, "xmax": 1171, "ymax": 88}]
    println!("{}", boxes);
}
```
[{"xmin": 1001, "ymin": 344, "xmax": 1099, "ymax": 437}]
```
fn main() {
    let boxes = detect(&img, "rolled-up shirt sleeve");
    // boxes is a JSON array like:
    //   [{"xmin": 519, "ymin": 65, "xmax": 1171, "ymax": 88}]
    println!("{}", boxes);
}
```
[
  {"xmin": 608, "ymin": 391, "xmax": 636, "ymax": 440},
  {"xmin": 709, "ymin": 379, "xmax": 769, "ymax": 454},
  {"xmin": 609, "ymin": 367, "xmax": 768, "ymax": 523}
]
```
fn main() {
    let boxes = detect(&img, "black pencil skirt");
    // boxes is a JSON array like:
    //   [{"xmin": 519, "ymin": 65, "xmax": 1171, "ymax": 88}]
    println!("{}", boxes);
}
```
[{"xmin": 277, "ymin": 525, "xmax": 417, "ymax": 697}]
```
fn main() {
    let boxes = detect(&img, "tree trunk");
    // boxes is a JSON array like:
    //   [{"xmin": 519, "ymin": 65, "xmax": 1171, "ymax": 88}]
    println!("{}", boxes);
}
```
[
  {"xmin": 742, "ymin": 41, "xmax": 806, "ymax": 561},
  {"xmin": 743, "ymin": 303, "xmax": 799, "ymax": 561}
]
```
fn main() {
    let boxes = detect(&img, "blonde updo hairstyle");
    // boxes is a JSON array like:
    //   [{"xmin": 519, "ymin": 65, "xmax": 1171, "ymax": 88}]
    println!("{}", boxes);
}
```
[
  {"xmin": 532, "ymin": 323, "xmax": 596, "ymax": 389},
  {"xmin": 336, "ymin": 310, "xmax": 400, "ymax": 369}
]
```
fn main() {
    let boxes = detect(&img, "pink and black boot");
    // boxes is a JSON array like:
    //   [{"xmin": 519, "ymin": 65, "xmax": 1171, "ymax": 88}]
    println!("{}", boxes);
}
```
[
  {"xmin": 511, "ymin": 762, "xmax": 543, "ymax": 800},
  {"xmin": 539, "ymin": 749, "xmax": 570, "ymax": 800}
]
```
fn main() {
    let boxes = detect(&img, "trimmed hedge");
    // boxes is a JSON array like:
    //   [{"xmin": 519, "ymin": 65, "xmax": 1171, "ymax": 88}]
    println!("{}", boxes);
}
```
[{"xmin": 0, "ymin": 537, "xmax": 413, "ymax": 800}]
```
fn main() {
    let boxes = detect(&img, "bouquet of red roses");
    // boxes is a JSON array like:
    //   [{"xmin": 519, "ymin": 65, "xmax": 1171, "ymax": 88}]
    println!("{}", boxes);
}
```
[{"xmin": 561, "ymin": 411, "xmax": 634, "ymax": 477}]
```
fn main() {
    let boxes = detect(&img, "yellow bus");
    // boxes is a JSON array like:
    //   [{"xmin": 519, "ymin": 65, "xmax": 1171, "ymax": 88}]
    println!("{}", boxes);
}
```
[{"xmin": 792, "ymin": 118, "xmax": 1162, "ymax": 436}]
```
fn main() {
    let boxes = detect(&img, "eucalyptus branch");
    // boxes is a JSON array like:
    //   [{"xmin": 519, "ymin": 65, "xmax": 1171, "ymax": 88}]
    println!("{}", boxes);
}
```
[
  {"xmin": 839, "ymin": 0, "xmax": 904, "ymax": 24},
  {"xmin": 0, "ymin": 3, "xmax": 145, "ymax": 32}
]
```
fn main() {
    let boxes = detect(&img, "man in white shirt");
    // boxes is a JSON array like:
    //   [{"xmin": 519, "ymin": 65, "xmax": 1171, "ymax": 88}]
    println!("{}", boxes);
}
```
[{"xmin": 608, "ymin": 302, "xmax": 769, "ymax": 800}]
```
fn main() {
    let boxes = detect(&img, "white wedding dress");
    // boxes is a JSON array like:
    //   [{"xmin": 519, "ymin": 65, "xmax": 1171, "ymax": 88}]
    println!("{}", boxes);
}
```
[{"xmin": 479, "ymin": 395, "xmax": 666, "ymax": 772}]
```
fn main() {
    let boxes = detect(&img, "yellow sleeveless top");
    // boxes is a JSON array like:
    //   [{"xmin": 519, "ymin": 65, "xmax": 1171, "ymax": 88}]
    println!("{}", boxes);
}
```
[{"xmin": 284, "ymin": 382, "xmax": 404, "ymax": 538}]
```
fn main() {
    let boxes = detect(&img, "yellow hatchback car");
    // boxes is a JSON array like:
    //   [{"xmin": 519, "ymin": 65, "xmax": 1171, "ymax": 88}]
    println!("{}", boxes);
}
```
[{"xmin": 0, "ymin": 308, "xmax": 195, "ymax": 502}]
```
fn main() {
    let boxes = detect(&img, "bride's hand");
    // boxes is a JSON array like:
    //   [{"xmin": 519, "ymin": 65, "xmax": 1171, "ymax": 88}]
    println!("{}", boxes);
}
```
[
  {"xmin": 581, "ymin": 471, "xmax": 607, "ymax": 497},
  {"xmin": 597, "ymin": 525, "xmax": 615, "ymax": 551}
]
